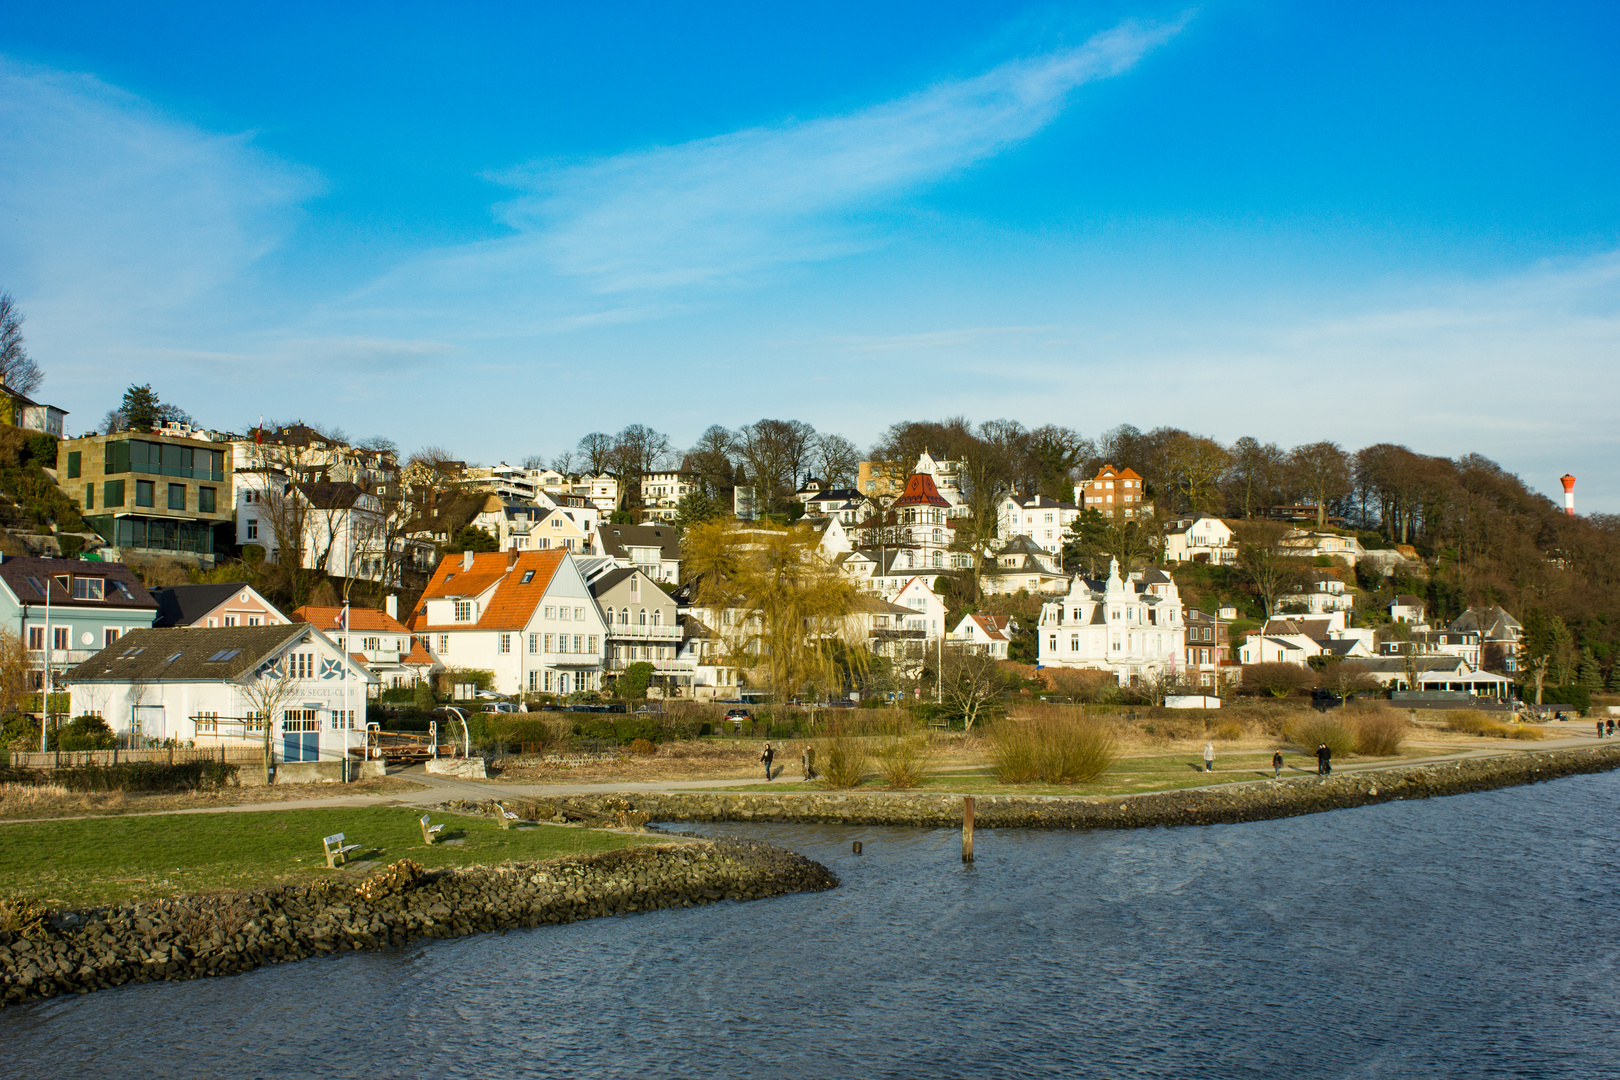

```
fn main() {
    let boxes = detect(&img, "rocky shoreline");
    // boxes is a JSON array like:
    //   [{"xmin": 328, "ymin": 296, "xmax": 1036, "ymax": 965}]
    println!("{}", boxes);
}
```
[
  {"xmin": 0, "ymin": 840, "xmax": 837, "ymax": 1009},
  {"xmin": 535, "ymin": 743, "xmax": 1620, "ymax": 830}
]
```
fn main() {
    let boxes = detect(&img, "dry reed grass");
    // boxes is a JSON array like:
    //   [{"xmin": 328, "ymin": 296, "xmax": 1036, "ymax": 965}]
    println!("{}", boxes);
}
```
[
  {"xmin": 990, "ymin": 714, "xmax": 1118, "ymax": 785},
  {"xmin": 1444, "ymin": 711, "xmax": 1544, "ymax": 740}
]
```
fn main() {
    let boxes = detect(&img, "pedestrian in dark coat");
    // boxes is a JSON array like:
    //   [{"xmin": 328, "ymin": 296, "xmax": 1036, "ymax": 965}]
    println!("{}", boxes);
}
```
[
  {"xmin": 1316, "ymin": 742, "xmax": 1332, "ymax": 775},
  {"xmin": 1598, "ymin": 721, "xmax": 1606, "ymax": 739},
  {"xmin": 1608, "ymin": 719, "xmax": 1616, "ymax": 737},
  {"xmin": 802, "ymin": 745, "xmax": 816, "ymax": 781},
  {"xmin": 760, "ymin": 742, "xmax": 775, "ymax": 781},
  {"xmin": 1272, "ymin": 750, "xmax": 1284, "ymax": 779}
]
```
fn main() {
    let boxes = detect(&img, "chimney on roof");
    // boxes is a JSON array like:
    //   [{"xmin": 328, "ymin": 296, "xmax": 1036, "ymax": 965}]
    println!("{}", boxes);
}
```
[
  {"xmin": 508, "ymin": 547, "xmax": 520, "ymax": 569},
  {"xmin": 462, "ymin": 549, "xmax": 473, "ymax": 572},
  {"xmin": 385, "ymin": 594, "xmax": 398, "ymax": 621}
]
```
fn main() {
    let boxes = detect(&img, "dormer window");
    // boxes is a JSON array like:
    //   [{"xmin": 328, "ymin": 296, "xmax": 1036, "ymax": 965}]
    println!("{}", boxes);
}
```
[
  {"xmin": 453, "ymin": 600, "xmax": 472, "ymax": 622},
  {"xmin": 72, "ymin": 577, "xmax": 106, "ymax": 601}
]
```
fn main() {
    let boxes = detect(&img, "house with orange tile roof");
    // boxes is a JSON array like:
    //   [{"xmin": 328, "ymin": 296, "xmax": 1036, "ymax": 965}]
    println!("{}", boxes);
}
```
[
  {"xmin": 1074, "ymin": 464, "xmax": 1152, "ymax": 520},
  {"xmin": 293, "ymin": 599, "xmax": 439, "ymax": 691},
  {"xmin": 408, "ymin": 548, "xmax": 609, "ymax": 697}
]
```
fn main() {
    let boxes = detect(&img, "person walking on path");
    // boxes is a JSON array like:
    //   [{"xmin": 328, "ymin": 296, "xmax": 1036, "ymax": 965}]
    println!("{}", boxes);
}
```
[
  {"xmin": 801, "ymin": 745, "xmax": 816, "ymax": 781},
  {"xmin": 760, "ymin": 742, "xmax": 775, "ymax": 781},
  {"xmin": 1272, "ymin": 750, "xmax": 1284, "ymax": 780},
  {"xmin": 1316, "ymin": 742, "xmax": 1332, "ymax": 775},
  {"xmin": 1598, "ymin": 721, "xmax": 1606, "ymax": 739},
  {"xmin": 1203, "ymin": 741, "xmax": 1215, "ymax": 773},
  {"xmin": 1609, "ymin": 719, "xmax": 1616, "ymax": 737}
]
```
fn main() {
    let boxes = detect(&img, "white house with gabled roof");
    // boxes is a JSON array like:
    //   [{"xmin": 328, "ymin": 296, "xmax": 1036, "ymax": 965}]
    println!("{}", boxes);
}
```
[{"xmin": 409, "ymin": 549, "xmax": 609, "ymax": 697}]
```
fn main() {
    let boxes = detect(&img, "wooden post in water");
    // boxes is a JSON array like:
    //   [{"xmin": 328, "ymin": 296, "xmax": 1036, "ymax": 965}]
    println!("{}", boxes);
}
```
[{"xmin": 962, "ymin": 796, "xmax": 975, "ymax": 863}]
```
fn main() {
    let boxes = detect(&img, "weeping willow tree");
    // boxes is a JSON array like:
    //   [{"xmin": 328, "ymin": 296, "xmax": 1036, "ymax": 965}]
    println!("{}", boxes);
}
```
[{"xmin": 683, "ymin": 519, "xmax": 870, "ymax": 701}]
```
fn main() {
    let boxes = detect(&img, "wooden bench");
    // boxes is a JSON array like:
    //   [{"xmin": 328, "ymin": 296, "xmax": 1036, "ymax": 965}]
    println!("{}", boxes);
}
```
[
  {"xmin": 419, "ymin": 814, "xmax": 444, "ymax": 845},
  {"xmin": 323, "ymin": 832, "xmax": 362, "ymax": 868},
  {"xmin": 492, "ymin": 801, "xmax": 520, "ymax": 829}
]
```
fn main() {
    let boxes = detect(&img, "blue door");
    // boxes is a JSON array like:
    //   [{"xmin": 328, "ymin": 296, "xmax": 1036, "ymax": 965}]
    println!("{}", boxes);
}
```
[{"xmin": 282, "ymin": 711, "xmax": 320, "ymax": 762}]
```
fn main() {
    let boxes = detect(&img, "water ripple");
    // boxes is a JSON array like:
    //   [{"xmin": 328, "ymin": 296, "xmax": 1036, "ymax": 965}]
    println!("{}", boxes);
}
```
[{"xmin": 3, "ymin": 772, "xmax": 1618, "ymax": 1078}]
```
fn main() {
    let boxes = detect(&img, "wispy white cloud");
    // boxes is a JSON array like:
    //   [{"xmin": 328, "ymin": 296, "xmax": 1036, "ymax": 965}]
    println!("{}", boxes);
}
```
[
  {"xmin": 0, "ymin": 57, "xmax": 320, "ymax": 379},
  {"xmin": 470, "ymin": 19, "xmax": 1187, "ymax": 296}
]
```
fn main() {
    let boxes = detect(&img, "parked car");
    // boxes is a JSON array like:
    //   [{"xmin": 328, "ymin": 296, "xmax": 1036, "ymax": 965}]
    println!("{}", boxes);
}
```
[
  {"xmin": 474, "ymin": 689, "xmax": 506, "ymax": 700},
  {"xmin": 481, "ymin": 702, "xmax": 521, "ymax": 714},
  {"xmin": 722, "ymin": 708, "xmax": 753, "ymax": 722}
]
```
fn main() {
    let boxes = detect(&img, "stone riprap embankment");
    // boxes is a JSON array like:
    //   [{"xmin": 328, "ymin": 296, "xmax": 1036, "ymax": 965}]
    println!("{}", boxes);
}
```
[
  {"xmin": 0, "ymin": 840, "xmax": 836, "ymax": 1009},
  {"xmin": 535, "ymin": 743, "xmax": 1620, "ymax": 830}
]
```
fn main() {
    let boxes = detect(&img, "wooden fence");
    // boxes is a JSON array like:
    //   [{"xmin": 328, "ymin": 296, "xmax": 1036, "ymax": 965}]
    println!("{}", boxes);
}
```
[{"xmin": 8, "ymin": 746, "xmax": 265, "ymax": 771}]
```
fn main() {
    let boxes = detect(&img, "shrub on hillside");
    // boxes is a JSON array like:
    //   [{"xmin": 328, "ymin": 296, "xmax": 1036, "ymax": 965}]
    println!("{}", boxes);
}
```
[
  {"xmin": 1347, "ymin": 707, "xmax": 1409, "ymax": 756},
  {"xmin": 1040, "ymin": 667, "xmax": 1118, "ymax": 704},
  {"xmin": 817, "ymin": 736, "xmax": 870, "ymax": 789},
  {"xmin": 1285, "ymin": 715, "xmax": 1355, "ymax": 758},
  {"xmin": 1242, "ymin": 663, "xmax": 1318, "ymax": 698},
  {"xmin": 55, "ymin": 761, "xmax": 238, "ymax": 792},
  {"xmin": 874, "ymin": 737, "xmax": 933, "ymax": 790}
]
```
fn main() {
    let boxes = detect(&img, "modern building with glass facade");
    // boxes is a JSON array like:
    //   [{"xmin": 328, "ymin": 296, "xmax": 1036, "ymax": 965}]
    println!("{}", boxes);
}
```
[{"xmin": 59, "ymin": 429, "xmax": 234, "ymax": 563}]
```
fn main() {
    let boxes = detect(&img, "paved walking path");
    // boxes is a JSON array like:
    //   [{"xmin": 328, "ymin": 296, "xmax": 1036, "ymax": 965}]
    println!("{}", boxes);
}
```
[{"xmin": 4, "ymin": 731, "xmax": 1611, "ymax": 826}]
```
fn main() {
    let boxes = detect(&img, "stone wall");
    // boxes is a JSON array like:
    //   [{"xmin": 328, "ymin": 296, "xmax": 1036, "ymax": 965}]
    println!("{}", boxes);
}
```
[
  {"xmin": 0, "ymin": 840, "xmax": 836, "ymax": 1009},
  {"xmin": 533, "ymin": 743, "xmax": 1620, "ymax": 830}
]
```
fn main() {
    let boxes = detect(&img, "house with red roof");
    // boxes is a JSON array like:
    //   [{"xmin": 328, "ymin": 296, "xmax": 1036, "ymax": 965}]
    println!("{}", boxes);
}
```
[
  {"xmin": 293, "ymin": 601, "xmax": 438, "ymax": 691},
  {"xmin": 408, "ymin": 549, "xmax": 608, "ymax": 697},
  {"xmin": 950, "ymin": 612, "xmax": 1016, "ymax": 659}
]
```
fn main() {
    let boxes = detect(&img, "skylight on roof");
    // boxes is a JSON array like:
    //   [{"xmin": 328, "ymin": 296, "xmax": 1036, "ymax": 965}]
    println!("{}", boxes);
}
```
[
  {"xmin": 113, "ymin": 581, "xmax": 135, "ymax": 600},
  {"xmin": 205, "ymin": 649, "xmax": 242, "ymax": 662},
  {"xmin": 119, "ymin": 646, "xmax": 146, "ymax": 658},
  {"xmin": 24, "ymin": 575, "xmax": 45, "ymax": 596},
  {"xmin": 520, "ymin": 570, "xmax": 535, "ymax": 584},
  {"xmin": 166, "ymin": 652, "xmax": 184, "ymax": 663}
]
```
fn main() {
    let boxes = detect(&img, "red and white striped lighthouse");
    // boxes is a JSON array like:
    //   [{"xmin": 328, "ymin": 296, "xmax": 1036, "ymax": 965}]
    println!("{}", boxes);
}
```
[{"xmin": 1560, "ymin": 474, "xmax": 1576, "ymax": 516}]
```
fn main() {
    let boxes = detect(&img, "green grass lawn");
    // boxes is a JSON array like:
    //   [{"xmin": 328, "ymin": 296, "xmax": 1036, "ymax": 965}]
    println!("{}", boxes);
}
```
[
  {"xmin": 707, "ymin": 749, "xmax": 1379, "ymax": 798},
  {"xmin": 0, "ymin": 806, "xmax": 652, "ymax": 911}
]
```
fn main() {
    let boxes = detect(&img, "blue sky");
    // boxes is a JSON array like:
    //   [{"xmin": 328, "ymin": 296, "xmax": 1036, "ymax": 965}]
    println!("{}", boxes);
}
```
[{"xmin": 2, "ymin": 2, "xmax": 1618, "ymax": 508}]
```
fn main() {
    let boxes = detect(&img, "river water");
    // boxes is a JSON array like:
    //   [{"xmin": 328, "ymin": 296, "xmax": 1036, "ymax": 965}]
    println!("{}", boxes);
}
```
[{"xmin": 4, "ymin": 772, "xmax": 1619, "ymax": 1079}]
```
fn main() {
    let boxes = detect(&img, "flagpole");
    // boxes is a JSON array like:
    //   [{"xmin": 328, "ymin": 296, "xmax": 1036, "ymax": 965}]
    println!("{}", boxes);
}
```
[
  {"xmin": 41, "ymin": 577, "xmax": 50, "ymax": 753},
  {"xmin": 342, "ymin": 601, "xmax": 351, "ymax": 783}
]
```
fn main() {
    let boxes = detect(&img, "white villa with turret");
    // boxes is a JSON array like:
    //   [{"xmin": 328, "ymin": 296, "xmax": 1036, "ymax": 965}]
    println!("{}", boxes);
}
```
[{"xmin": 1036, "ymin": 559, "xmax": 1186, "ymax": 685}]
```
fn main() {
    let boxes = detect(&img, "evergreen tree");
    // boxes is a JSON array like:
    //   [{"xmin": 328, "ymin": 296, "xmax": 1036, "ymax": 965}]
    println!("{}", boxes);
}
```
[
  {"xmin": 120, "ymin": 384, "xmax": 163, "ymax": 430},
  {"xmin": 1607, "ymin": 663, "xmax": 1620, "ymax": 693},
  {"xmin": 672, "ymin": 491, "xmax": 724, "ymax": 535},
  {"xmin": 1579, "ymin": 646, "xmax": 1604, "ymax": 692}
]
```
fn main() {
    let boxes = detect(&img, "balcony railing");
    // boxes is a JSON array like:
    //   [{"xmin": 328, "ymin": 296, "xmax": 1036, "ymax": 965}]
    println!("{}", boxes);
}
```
[
  {"xmin": 606, "ymin": 657, "xmax": 693, "ymax": 673},
  {"xmin": 605, "ymin": 625, "xmax": 682, "ymax": 640},
  {"xmin": 29, "ymin": 649, "xmax": 95, "ymax": 667},
  {"xmin": 130, "ymin": 462, "xmax": 226, "ymax": 482}
]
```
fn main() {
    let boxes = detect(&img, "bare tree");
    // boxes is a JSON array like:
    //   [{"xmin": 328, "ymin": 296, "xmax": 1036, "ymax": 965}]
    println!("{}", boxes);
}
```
[
  {"xmin": 1235, "ymin": 521, "xmax": 1307, "ymax": 617},
  {"xmin": 576, "ymin": 432, "xmax": 616, "ymax": 475},
  {"xmin": 734, "ymin": 420, "xmax": 812, "ymax": 514},
  {"xmin": 1225, "ymin": 437, "xmax": 1287, "ymax": 518},
  {"xmin": 0, "ymin": 629, "xmax": 30, "ymax": 717},
  {"xmin": 1166, "ymin": 434, "xmax": 1231, "ymax": 514},
  {"xmin": 238, "ymin": 659, "xmax": 302, "ymax": 783},
  {"xmin": 813, "ymin": 433, "xmax": 861, "ymax": 488},
  {"xmin": 686, "ymin": 425, "xmax": 737, "ymax": 498},
  {"xmin": 0, "ymin": 292, "xmax": 44, "ymax": 397},
  {"xmin": 549, "ymin": 450, "xmax": 578, "ymax": 475},
  {"xmin": 932, "ymin": 644, "xmax": 1006, "ymax": 730},
  {"xmin": 610, "ymin": 424, "xmax": 673, "ymax": 511},
  {"xmin": 1289, "ymin": 441, "xmax": 1353, "ymax": 527}
]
